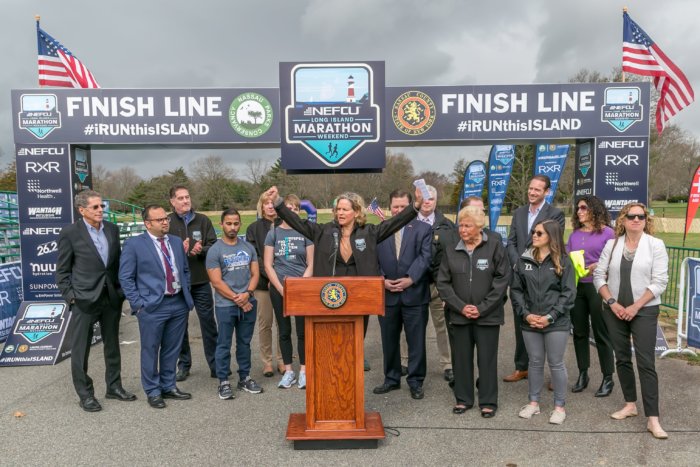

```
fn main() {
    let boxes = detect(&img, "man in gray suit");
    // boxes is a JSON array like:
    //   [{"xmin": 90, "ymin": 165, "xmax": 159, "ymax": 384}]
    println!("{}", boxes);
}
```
[
  {"xmin": 504, "ymin": 175, "xmax": 565, "ymax": 383},
  {"xmin": 56, "ymin": 190, "xmax": 136, "ymax": 412}
]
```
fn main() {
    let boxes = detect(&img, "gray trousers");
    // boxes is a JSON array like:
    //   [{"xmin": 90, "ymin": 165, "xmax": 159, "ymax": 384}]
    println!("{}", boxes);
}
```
[{"xmin": 522, "ymin": 330, "xmax": 569, "ymax": 407}]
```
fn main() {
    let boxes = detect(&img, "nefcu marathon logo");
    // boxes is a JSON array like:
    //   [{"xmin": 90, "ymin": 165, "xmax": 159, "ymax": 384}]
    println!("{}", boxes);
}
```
[
  {"xmin": 18, "ymin": 94, "xmax": 62, "ymax": 139},
  {"xmin": 601, "ymin": 87, "xmax": 643, "ymax": 132},
  {"xmin": 15, "ymin": 303, "xmax": 66, "ymax": 344},
  {"xmin": 285, "ymin": 64, "xmax": 380, "ymax": 167}
]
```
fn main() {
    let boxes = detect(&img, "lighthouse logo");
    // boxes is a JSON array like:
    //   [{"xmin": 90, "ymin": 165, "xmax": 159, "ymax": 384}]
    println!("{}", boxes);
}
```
[
  {"xmin": 283, "ymin": 63, "xmax": 380, "ymax": 167},
  {"xmin": 18, "ymin": 94, "xmax": 62, "ymax": 139},
  {"xmin": 601, "ymin": 87, "xmax": 643, "ymax": 132}
]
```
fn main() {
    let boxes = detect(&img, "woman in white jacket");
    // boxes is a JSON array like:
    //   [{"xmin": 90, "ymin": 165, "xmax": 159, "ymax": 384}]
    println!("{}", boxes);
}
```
[{"xmin": 593, "ymin": 202, "xmax": 668, "ymax": 439}]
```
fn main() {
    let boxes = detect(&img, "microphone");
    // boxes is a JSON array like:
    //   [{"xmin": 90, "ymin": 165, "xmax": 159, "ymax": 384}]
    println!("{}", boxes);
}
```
[{"xmin": 331, "ymin": 229, "xmax": 339, "ymax": 276}]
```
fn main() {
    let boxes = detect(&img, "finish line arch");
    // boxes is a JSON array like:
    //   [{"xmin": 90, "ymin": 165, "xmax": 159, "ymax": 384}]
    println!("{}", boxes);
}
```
[{"xmin": 10, "ymin": 74, "xmax": 650, "ymax": 306}]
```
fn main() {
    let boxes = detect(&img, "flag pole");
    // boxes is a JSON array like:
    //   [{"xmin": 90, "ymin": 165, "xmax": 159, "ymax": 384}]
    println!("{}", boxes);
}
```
[
  {"xmin": 621, "ymin": 7, "xmax": 627, "ymax": 83},
  {"xmin": 35, "ymin": 15, "xmax": 41, "ymax": 87}
]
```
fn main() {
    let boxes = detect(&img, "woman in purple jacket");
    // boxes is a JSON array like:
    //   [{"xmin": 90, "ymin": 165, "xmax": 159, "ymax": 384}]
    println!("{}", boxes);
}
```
[{"xmin": 565, "ymin": 196, "xmax": 616, "ymax": 396}]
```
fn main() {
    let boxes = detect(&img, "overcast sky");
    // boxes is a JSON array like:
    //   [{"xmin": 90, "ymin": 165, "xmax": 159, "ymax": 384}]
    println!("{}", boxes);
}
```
[{"xmin": 2, "ymin": 0, "xmax": 699, "ymax": 180}]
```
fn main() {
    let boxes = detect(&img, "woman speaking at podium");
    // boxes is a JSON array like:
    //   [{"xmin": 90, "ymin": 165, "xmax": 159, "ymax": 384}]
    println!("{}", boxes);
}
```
[{"xmin": 263, "ymin": 185, "xmax": 424, "ymax": 339}]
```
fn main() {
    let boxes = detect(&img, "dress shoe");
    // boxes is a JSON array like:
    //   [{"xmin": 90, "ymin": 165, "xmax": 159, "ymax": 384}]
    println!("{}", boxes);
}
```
[
  {"xmin": 176, "ymin": 368, "xmax": 189, "ymax": 382},
  {"xmin": 161, "ymin": 388, "xmax": 192, "ymax": 400},
  {"xmin": 410, "ymin": 386, "xmax": 424, "ymax": 400},
  {"xmin": 147, "ymin": 395, "xmax": 166, "ymax": 409},
  {"xmin": 503, "ymin": 370, "xmax": 528, "ymax": 382},
  {"xmin": 401, "ymin": 366, "xmax": 408, "ymax": 377},
  {"xmin": 594, "ymin": 375, "xmax": 614, "ymax": 397},
  {"xmin": 610, "ymin": 406, "xmax": 638, "ymax": 420},
  {"xmin": 647, "ymin": 424, "xmax": 669, "ymax": 439},
  {"xmin": 452, "ymin": 404, "xmax": 472, "ymax": 414},
  {"xmin": 372, "ymin": 382, "xmax": 400, "ymax": 394},
  {"xmin": 79, "ymin": 396, "xmax": 102, "ymax": 412},
  {"xmin": 571, "ymin": 370, "xmax": 589, "ymax": 393},
  {"xmin": 105, "ymin": 387, "xmax": 137, "ymax": 401},
  {"xmin": 444, "ymin": 369, "xmax": 454, "ymax": 383},
  {"xmin": 548, "ymin": 382, "xmax": 554, "ymax": 391}
]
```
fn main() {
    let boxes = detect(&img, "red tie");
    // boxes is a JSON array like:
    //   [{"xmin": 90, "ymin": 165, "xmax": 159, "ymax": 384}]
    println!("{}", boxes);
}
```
[{"xmin": 158, "ymin": 237, "xmax": 176, "ymax": 295}]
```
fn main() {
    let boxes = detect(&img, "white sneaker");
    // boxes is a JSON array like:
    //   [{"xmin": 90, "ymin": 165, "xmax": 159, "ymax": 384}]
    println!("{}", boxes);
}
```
[
  {"xmin": 278, "ymin": 371, "xmax": 296, "ymax": 389},
  {"xmin": 518, "ymin": 404, "xmax": 540, "ymax": 419},
  {"xmin": 298, "ymin": 372, "xmax": 306, "ymax": 389},
  {"xmin": 549, "ymin": 409, "xmax": 566, "ymax": 425}
]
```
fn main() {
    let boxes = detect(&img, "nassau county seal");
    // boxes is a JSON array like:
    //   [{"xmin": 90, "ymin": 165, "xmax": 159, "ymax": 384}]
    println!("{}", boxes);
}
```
[
  {"xmin": 229, "ymin": 92, "xmax": 273, "ymax": 138},
  {"xmin": 320, "ymin": 282, "xmax": 348, "ymax": 309},
  {"xmin": 392, "ymin": 91, "xmax": 436, "ymax": 136}
]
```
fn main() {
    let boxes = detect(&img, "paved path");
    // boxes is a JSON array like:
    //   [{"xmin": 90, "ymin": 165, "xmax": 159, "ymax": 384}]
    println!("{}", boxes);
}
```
[{"xmin": 1, "ymin": 302, "xmax": 698, "ymax": 465}]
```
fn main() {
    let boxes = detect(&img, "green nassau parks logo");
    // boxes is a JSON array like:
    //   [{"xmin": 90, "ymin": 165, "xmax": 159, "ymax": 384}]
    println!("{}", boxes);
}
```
[{"xmin": 229, "ymin": 92, "xmax": 273, "ymax": 138}]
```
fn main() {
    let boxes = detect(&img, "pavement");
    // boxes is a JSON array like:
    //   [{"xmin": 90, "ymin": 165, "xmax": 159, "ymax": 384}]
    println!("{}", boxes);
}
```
[{"xmin": 1, "ymin": 301, "xmax": 699, "ymax": 466}]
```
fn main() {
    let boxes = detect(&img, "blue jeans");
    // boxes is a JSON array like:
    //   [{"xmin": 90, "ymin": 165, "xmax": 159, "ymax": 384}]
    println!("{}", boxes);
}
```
[{"xmin": 215, "ymin": 302, "xmax": 257, "ymax": 381}]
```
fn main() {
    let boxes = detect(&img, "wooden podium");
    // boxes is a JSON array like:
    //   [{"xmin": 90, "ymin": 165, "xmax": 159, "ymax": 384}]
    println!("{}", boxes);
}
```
[{"xmin": 284, "ymin": 276, "xmax": 386, "ymax": 450}]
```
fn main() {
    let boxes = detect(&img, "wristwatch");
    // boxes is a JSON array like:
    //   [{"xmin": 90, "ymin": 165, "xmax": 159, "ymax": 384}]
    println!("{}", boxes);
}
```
[
  {"xmin": 606, "ymin": 297, "xmax": 616, "ymax": 306},
  {"xmin": 545, "ymin": 314, "xmax": 554, "ymax": 324},
  {"xmin": 246, "ymin": 289, "xmax": 255, "ymax": 298}
]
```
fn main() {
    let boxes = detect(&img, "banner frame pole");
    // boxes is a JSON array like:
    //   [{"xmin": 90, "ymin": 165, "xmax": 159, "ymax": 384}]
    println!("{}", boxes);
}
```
[{"xmin": 661, "ymin": 257, "xmax": 698, "ymax": 358}]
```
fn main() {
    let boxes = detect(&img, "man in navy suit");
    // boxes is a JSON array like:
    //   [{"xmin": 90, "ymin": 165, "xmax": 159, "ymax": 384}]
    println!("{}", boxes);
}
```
[
  {"xmin": 373, "ymin": 190, "xmax": 432, "ymax": 400},
  {"xmin": 504, "ymin": 175, "xmax": 565, "ymax": 383},
  {"xmin": 56, "ymin": 190, "xmax": 136, "ymax": 412},
  {"xmin": 119, "ymin": 205, "xmax": 195, "ymax": 408}
]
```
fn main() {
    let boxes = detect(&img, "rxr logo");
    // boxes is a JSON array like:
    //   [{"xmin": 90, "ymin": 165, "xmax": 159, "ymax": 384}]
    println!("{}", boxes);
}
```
[
  {"xmin": 25, "ymin": 161, "xmax": 60, "ymax": 173},
  {"xmin": 491, "ymin": 179, "xmax": 506, "ymax": 187},
  {"xmin": 538, "ymin": 165, "xmax": 561, "ymax": 174},
  {"xmin": 604, "ymin": 154, "xmax": 639, "ymax": 166}
]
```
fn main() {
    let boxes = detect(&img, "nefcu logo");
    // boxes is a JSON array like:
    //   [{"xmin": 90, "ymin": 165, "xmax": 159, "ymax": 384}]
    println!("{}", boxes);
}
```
[
  {"xmin": 22, "ymin": 227, "xmax": 62, "ymax": 236},
  {"xmin": 25, "ymin": 161, "xmax": 60, "ymax": 173},
  {"xmin": 604, "ymin": 154, "xmax": 639, "ymax": 166},
  {"xmin": 17, "ymin": 147, "xmax": 66, "ymax": 156},
  {"xmin": 18, "ymin": 94, "xmax": 62, "ymax": 139},
  {"xmin": 304, "ymin": 107, "xmax": 360, "ymax": 116},
  {"xmin": 598, "ymin": 140, "xmax": 645, "ymax": 149}
]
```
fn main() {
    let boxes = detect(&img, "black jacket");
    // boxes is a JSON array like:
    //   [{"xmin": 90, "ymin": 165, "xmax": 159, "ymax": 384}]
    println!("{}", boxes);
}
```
[
  {"xmin": 167, "ymin": 210, "xmax": 217, "ymax": 285},
  {"xmin": 245, "ymin": 217, "xmax": 281, "ymax": 290},
  {"xmin": 510, "ymin": 249, "xmax": 575, "ymax": 333},
  {"xmin": 275, "ymin": 199, "xmax": 418, "ymax": 277},
  {"xmin": 432, "ymin": 224, "xmax": 503, "ymax": 281},
  {"xmin": 436, "ymin": 231, "xmax": 510, "ymax": 326},
  {"xmin": 428, "ymin": 211, "xmax": 456, "ymax": 283}
]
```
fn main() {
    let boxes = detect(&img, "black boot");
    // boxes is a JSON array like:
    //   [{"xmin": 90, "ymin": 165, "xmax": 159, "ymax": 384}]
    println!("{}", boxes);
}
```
[
  {"xmin": 571, "ymin": 370, "xmax": 589, "ymax": 393},
  {"xmin": 594, "ymin": 375, "xmax": 614, "ymax": 397}
]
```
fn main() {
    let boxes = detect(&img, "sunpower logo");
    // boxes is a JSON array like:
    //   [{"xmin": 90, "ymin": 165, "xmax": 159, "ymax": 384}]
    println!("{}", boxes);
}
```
[
  {"xmin": 604, "ymin": 154, "xmax": 639, "ymax": 166},
  {"xmin": 598, "ymin": 140, "xmax": 645, "ymax": 149},
  {"xmin": 22, "ymin": 227, "xmax": 62, "ymax": 235},
  {"xmin": 17, "ymin": 147, "xmax": 66, "ymax": 156}
]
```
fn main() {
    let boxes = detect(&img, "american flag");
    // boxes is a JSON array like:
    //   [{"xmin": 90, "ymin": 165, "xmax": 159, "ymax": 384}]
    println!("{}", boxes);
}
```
[
  {"xmin": 622, "ymin": 11, "xmax": 694, "ymax": 134},
  {"xmin": 367, "ymin": 197, "xmax": 386, "ymax": 221},
  {"xmin": 37, "ymin": 22, "xmax": 100, "ymax": 88}
]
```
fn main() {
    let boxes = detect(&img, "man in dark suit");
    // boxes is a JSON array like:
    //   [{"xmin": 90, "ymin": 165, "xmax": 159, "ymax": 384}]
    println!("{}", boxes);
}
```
[
  {"xmin": 373, "ymin": 190, "xmax": 432, "ymax": 400},
  {"xmin": 119, "ymin": 205, "xmax": 195, "ymax": 409},
  {"xmin": 504, "ymin": 175, "xmax": 565, "ymax": 382},
  {"xmin": 56, "ymin": 190, "xmax": 136, "ymax": 412}
]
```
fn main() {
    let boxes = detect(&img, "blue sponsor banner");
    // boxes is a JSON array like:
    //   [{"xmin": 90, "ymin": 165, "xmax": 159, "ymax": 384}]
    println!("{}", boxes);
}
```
[
  {"xmin": 687, "ymin": 258, "xmax": 700, "ymax": 348},
  {"xmin": 594, "ymin": 136, "xmax": 649, "ymax": 219},
  {"xmin": 0, "ymin": 262, "xmax": 23, "ymax": 343},
  {"xmin": 487, "ymin": 145, "xmax": 515, "ymax": 231},
  {"xmin": 459, "ymin": 160, "xmax": 486, "ymax": 207},
  {"xmin": 279, "ymin": 61, "xmax": 385, "ymax": 172},
  {"xmin": 534, "ymin": 143, "xmax": 569, "ymax": 204}
]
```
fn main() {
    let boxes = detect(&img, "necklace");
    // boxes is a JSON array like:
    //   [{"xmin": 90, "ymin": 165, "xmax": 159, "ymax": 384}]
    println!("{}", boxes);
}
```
[{"xmin": 622, "ymin": 244, "xmax": 637, "ymax": 261}]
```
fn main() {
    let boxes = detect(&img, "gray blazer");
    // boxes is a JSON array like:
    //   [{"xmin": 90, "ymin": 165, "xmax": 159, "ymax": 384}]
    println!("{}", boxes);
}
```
[
  {"xmin": 593, "ymin": 232, "xmax": 668, "ymax": 306},
  {"xmin": 506, "ymin": 202, "xmax": 565, "ymax": 267}
]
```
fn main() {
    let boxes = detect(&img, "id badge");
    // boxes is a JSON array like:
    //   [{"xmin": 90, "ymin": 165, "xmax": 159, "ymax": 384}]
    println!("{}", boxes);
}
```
[{"xmin": 172, "ymin": 281, "xmax": 181, "ymax": 290}]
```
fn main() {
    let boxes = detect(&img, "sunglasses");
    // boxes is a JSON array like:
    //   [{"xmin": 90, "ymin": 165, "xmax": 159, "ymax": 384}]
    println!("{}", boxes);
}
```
[
  {"xmin": 532, "ymin": 230, "xmax": 547, "ymax": 237},
  {"xmin": 576, "ymin": 205, "xmax": 588, "ymax": 211},
  {"xmin": 625, "ymin": 213, "xmax": 646, "ymax": 221},
  {"xmin": 84, "ymin": 203, "xmax": 106, "ymax": 211}
]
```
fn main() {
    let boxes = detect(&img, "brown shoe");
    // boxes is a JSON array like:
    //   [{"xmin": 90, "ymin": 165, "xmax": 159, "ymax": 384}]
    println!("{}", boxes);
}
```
[
  {"xmin": 503, "ymin": 370, "xmax": 528, "ymax": 382},
  {"xmin": 548, "ymin": 382, "xmax": 554, "ymax": 391}
]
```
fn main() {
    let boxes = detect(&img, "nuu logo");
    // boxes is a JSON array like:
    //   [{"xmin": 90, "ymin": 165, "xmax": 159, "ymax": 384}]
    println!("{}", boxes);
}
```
[{"xmin": 524, "ymin": 263, "xmax": 533, "ymax": 271}]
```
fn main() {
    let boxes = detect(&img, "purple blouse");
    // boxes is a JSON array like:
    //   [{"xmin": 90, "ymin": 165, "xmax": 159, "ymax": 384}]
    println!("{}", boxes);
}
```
[{"xmin": 566, "ymin": 226, "xmax": 616, "ymax": 283}]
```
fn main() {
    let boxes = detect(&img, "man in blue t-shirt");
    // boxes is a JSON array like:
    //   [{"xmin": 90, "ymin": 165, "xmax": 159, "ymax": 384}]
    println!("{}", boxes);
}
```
[{"xmin": 206, "ymin": 208, "xmax": 262, "ymax": 400}]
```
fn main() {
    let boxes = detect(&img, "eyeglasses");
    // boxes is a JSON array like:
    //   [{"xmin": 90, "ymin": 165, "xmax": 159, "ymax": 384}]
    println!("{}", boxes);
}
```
[
  {"xmin": 625, "ymin": 213, "xmax": 646, "ymax": 221},
  {"xmin": 147, "ymin": 217, "xmax": 171, "ymax": 223},
  {"xmin": 576, "ymin": 205, "xmax": 588, "ymax": 211},
  {"xmin": 532, "ymin": 230, "xmax": 546, "ymax": 237},
  {"xmin": 84, "ymin": 203, "xmax": 106, "ymax": 211}
]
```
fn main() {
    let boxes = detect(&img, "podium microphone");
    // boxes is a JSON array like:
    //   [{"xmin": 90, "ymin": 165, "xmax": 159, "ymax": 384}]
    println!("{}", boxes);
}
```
[{"xmin": 331, "ymin": 230, "xmax": 339, "ymax": 276}]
